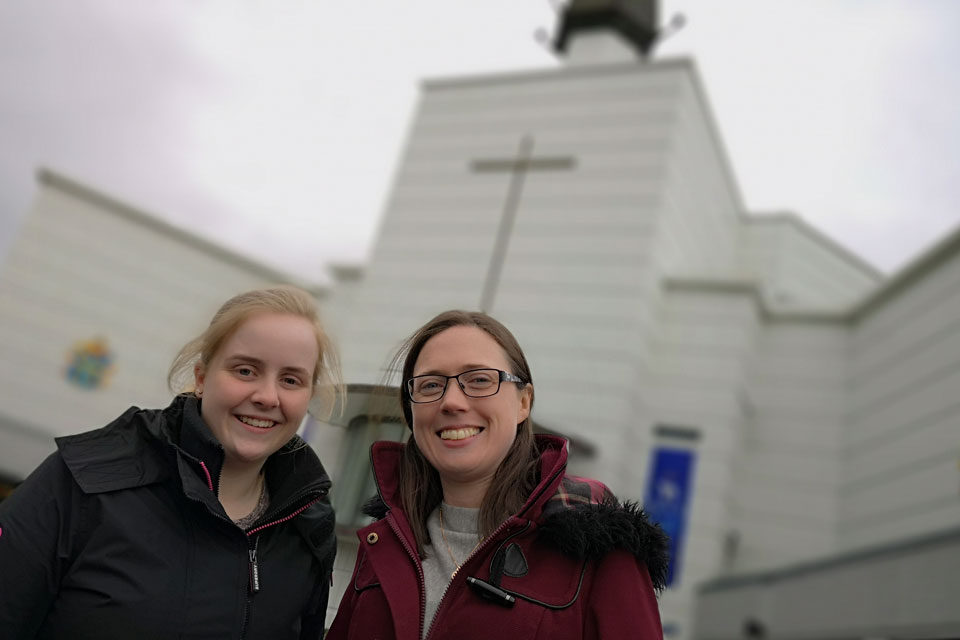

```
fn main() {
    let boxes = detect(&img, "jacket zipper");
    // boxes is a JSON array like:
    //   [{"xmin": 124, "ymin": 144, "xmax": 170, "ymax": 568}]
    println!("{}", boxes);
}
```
[
  {"xmin": 423, "ymin": 463, "xmax": 566, "ymax": 638},
  {"xmin": 238, "ymin": 495, "xmax": 323, "ymax": 640},
  {"xmin": 239, "ymin": 535, "xmax": 260, "ymax": 640},
  {"xmin": 423, "ymin": 517, "xmax": 517, "ymax": 639},
  {"xmin": 386, "ymin": 512, "xmax": 428, "ymax": 639},
  {"xmin": 366, "ymin": 446, "xmax": 562, "ymax": 639},
  {"xmin": 199, "ymin": 461, "xmax": 215, "ymax": 492},
  {"xmin": 188, "ymin": 457, "xmax": 325, "ymax": 640},
  {"xmin": 246, "ymin": 493, "xmax": 322, "ymax": 537},
  {"xmin": 247, "ymin": 535, "xmax": 261, "ymax": 593},
  {"xmin": 183, "ymin": 474, "xmax": 250, "ymax": 639}
]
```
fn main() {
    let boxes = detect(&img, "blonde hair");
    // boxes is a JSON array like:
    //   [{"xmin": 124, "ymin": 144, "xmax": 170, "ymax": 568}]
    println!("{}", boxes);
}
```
[{"xmin": 168, "ymin": 286, "xmax": 343, "ymax": 420}]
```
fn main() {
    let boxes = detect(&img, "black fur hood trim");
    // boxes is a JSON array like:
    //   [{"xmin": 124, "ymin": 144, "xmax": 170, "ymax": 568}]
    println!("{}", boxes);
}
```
[
  {"xmin": 362, "ymin": 494, "xmax": 389, "ymax": 521},
  {"xmin": 537, "ymin": 500, "xmax": 670, "ymax": 592}
]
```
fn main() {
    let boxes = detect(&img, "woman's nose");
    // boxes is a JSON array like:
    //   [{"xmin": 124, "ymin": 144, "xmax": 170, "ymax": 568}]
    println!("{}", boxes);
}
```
[
  {"xmin": 251, "ymin": 379, "xmax": 280, "ymax": 408},
  {"xmin": 439, "ymin": 379, "xmax": 470, "ymax": 410}
]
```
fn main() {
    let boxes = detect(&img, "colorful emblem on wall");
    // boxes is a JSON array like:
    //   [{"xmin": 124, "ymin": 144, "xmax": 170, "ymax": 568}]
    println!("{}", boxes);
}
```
[{"xmin": 65, "ymin": 337, "xmax": 115, "ymax": 389}]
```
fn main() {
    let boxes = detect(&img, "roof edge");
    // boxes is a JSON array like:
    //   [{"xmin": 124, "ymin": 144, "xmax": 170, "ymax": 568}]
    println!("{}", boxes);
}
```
[
  {"xmin": 421, "ymin": 55, "xmax": 694, "ymax": 91},
  {"xmin": 37, "ymin": 168, "xmax": 328, "ymax": 297},
  {"xmin": 852, "ymin": 220, "xmax": 960, "ymax": 321},
  {"xmin": 744, "ymin": 212, "xmax": 884, "ymax": 280}
]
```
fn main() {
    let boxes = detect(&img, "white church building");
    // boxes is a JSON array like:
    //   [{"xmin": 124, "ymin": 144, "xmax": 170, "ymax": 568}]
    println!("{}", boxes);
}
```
[{"xmin": 1, "ymin": 2, "xmax": 957, "ymax": 639}]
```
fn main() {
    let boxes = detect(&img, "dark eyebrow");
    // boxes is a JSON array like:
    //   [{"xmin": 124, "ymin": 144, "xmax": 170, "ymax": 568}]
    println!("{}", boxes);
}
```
[{"xmin": 415, "ymin": 365, "xmax": 496, "ymax": 376}]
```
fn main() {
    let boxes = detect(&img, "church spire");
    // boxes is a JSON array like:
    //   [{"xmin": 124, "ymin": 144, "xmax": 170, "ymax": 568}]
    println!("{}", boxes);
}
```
[{"xmin": 553, "ymin": 0, "xmax": 660, "ymax": 60}]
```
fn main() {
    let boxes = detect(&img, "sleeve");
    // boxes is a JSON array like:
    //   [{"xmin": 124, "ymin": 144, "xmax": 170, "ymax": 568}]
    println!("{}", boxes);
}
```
[
  {"xmin": 299, "ymin": 543, "xmax": 335, "ymax": 640},
  {"xmin": 0, "ymin": 452, "xmax": 86, "ymax": 638},
  {"xmin": 582, "ymin": 549, "xmax": 664, "ymax": 640},
  {"xmin": 322, "ymin": 550, "xmax": 364, "ymax": 640},
  {"xmin": 299, "ymin": 578, "xmax": 330, "ymax": 640}
]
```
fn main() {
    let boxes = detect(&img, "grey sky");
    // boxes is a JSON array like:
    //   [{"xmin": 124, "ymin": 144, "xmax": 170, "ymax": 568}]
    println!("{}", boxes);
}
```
[{"xmin": 1, "ymin": 1, "xmax": 958, "ymax": 283}]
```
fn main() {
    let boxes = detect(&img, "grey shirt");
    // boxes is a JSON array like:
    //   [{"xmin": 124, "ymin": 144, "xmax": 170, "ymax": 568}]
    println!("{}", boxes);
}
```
[{"xmin": 421, "ymin": 503, "xmax": 481, "ymax": 638}]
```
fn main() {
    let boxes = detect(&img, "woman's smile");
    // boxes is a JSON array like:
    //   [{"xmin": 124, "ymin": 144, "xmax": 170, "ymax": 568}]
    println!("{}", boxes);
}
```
[
  {"xmin": 439, "ymin": 426, "xmax": 483, "ymax": 441},
  {"xmin": 235, "ymin": 414, "xmax": 280, "ymax": 430}
]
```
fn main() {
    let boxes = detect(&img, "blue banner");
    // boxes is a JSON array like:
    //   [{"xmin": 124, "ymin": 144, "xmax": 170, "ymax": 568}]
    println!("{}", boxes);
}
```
[{"xmin": 643, "ymin": 447, "xmax": 696, "ymax": 587}]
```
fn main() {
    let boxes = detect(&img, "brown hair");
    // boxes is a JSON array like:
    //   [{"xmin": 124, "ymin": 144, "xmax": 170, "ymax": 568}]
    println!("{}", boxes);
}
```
[
  {"xmin": 167, "ymin": 286, "xmax": 343, "ymax": 419},
  {"xmin": 391, "ymin": 310, "xmax": 539, "ymax": 556}
]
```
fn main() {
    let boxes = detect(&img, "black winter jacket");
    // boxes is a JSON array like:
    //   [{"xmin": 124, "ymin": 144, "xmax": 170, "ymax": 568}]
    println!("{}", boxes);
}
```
[{"xmin": 0, "ymin": 395, "xmax": 336, "ymax": 640}]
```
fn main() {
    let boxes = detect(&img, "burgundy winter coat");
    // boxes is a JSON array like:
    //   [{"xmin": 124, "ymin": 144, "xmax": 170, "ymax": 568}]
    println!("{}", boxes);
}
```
[{"xmin": 326, "ymin": 435, "xmax": 668, "ymax": 640}]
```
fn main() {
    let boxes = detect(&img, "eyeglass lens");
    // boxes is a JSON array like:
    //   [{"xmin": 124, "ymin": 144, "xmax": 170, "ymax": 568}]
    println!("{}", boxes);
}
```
[{"xmin": 408, "ymin": 369, "xmax": 501, "ymax": 402}]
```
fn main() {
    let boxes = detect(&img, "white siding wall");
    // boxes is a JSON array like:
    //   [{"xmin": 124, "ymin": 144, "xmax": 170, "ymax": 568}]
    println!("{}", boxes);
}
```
[
  {"xmin": 842, "ymin": 247, "xmax": 960, "ymax": 550},
  {"xmin": 740, "ymin": 217, "xmax": 879, "ymax": 309},
  {"xmin": 738, "ymin": 321, "xmax": 845, "ymax": 570},
  {"xmin": 647, "ymin": 286, "xmax": 760, "ymax": 638},
  {"xmin": 654, "ymin": 71, "xmax": 742, "ymax": 276},
  {"xmin": 336, "ymin": 64, "xmax": 685, "ymax": 388},
  {"xmin": 332, "ymin": 64, "xmax": 693, "ymax": 488},
  {"xmin": 0, "ymin": 174, "xmax": 298, "ymax": 478}
]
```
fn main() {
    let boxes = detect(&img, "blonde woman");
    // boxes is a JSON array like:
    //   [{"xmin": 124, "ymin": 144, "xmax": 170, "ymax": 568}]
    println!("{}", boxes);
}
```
[{"xmin": 0, "ymin": 286, "xmax": 341, "ymax": 639}]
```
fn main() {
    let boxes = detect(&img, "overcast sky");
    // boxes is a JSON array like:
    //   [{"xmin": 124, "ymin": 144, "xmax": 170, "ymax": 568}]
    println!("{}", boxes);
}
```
[{"xmin": 1, "ymin": 1, "xmax": 958, "ymax": 283}]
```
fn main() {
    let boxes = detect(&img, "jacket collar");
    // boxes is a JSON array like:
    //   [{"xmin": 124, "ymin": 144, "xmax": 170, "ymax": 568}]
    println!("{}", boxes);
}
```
[
  {"xmin": 169, "ymin": 394, "xmax": 226, "ymax": 486},
  {"xmin": 58, "ymin": 395, "xmax": 331, "ymax": 506},
  {"xmin": 165, "ymin": 396, "xmax": 332, "ymax": 508},
  {"xmin": 513, "ymin": 435, "xmax": 569, "ymax": 522}
]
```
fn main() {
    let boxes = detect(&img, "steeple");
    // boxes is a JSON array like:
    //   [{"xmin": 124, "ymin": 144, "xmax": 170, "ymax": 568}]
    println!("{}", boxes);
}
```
[{"xmin": 554, "ymin": 0, "xmax": 660, "ymax": 61}]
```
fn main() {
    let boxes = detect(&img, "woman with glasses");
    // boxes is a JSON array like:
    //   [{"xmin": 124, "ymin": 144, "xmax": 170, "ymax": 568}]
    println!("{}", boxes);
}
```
[
  {"xmin": 0, "ymin": 286, "xmax": 340, "ymax": 639},
  {"xmin": 327, "ymin": 310, "xmax": 668, "ymax": 640}
]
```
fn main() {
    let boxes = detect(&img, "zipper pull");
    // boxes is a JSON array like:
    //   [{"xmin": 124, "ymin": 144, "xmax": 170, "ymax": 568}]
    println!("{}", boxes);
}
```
[{"xmin": 249, "ymin": 537, "xmax": 261, "ymax": 593}]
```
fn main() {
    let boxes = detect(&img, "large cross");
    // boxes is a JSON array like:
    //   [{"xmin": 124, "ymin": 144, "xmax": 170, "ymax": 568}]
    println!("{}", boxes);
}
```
[{"xmin": 471, "ymin": 135, "xmax": 575, "ymax": 313}]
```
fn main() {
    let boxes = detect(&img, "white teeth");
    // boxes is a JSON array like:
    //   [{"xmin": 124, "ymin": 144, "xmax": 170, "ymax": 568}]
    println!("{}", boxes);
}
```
[
  {"xmin": 440, "ymin": 427, "xmax": 481, "ymax": 441},
  {"xmin": 238, "ymin": 416, "xmax": 275, "ymax": 429}
]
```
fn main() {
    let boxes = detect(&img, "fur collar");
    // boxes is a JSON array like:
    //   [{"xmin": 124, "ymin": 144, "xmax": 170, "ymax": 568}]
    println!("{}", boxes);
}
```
[
  {"xmin": 538, "ymin": 499, "xmax": 669, "ymax": 591},
  {"xmin": 362, "ymin": 494, "xmax": 390, "ymax": 521}
]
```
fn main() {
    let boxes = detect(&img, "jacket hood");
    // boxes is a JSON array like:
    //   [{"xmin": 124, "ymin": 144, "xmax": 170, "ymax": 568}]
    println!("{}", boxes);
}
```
[{"xmin": 363, "ymin": 434, "xmax": 669, "ymax": 591}]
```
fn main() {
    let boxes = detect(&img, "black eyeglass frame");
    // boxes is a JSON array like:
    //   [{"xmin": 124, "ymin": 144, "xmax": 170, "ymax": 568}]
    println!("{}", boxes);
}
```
[{"xmin": 405, "ymin": 368, "xmax": 525, "ymax": 404}]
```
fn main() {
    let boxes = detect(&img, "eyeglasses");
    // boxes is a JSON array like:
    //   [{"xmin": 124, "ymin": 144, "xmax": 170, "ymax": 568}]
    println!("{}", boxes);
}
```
[{"xmin": 406, "ymin": 368, "xmax": 525, "ymax": 404}]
